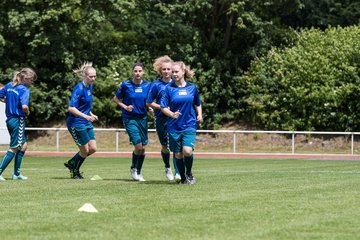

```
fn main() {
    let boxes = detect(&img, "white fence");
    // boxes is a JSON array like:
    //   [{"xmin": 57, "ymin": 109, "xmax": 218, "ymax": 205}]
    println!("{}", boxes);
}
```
[{"xmin": 1, "ymin": 127, "xmax": 360, "ymax": 155}]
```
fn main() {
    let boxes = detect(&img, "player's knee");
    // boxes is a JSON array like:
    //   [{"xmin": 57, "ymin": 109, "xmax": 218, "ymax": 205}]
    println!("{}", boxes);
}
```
[
  {"xmin": 21, "ymin": 142, "xmax": 28, "ymax": 152},
  {"xmin": 183, "ymin": 149, "xmax": 193, "ymax": 157},
  {"xmin": 88, "ymin": 146, "xmax": 96, "ymax": 155}
]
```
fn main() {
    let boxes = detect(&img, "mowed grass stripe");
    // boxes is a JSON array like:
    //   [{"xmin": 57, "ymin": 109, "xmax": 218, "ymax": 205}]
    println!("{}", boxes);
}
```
[{"xmin": 0, "ymin": 156, "xmax": 359, "ymax": 240}]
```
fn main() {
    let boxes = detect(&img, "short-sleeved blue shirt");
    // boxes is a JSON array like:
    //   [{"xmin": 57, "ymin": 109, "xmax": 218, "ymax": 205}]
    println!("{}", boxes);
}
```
[
  {"xmin": 146, "ymin": 77, "xmax": 173, "ymax": 118},
  {"xmin": 115, "ymin": 79, "xmax": 151, "ymax": 120},
  {"xmin": 160, "ymin": 81, "xmax": 201, "ymax": 133},
  {"xmin": 0, "ymin": 82, "xmax": 30, "ymax": 119},
  {"xmin": 66, "ymin": 81, "xmax": 93, "ymax": 126}
]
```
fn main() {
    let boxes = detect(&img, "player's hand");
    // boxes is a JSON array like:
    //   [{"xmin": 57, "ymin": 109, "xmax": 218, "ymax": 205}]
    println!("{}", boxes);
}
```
[
  {"xmin": 148, "ymin": 107, "xmax": 154, "ymax": 114},
  {"xmin": 197, "ymin": 115, "xmax": 203, "ymax": 123},
  {"xmin": 91, "ymin": 113, "xmax": 98, "ymax": 121},
  {"xmin": 172, "ymin": 110, "xmax": 181, "ymax": 119},
  {"xmin": 125, "ymin": 105, "xmax": 134, "ymax": 112}
]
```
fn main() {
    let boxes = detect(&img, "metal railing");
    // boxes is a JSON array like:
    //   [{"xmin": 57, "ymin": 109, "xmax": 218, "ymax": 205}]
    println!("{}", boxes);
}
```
[{"xmin": 1, "ymin": 127, "xmax": 360, "ymax": 155}]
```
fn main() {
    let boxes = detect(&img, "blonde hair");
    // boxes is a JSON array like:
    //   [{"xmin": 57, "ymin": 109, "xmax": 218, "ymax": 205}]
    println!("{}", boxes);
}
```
[
  {"xmin": 12, "ymin": 68, "xmax": 37, "ymax": 87},
  {"xmin": 173, "ymin": 61, "xmax": 194, "ymax": 80},
  {"xmin": 153, "ymin": 55, "xmax": 173, "ymax": 74},
  {"xmin": 73, "ymin": 62, "xmax": 95, "ymax": 78}
]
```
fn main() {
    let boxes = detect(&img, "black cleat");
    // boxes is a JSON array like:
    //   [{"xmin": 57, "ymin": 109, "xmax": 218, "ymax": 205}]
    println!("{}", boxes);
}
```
[
  {"xmin": 64, "ymin": 162, "xmax": 73, "ymax": 172},
  {"xmin": 73, "ymin": 172, "xmax": 84, "ymax": 179},
  {"xmin": 186, "ymin": 174, "xmax": 196, "ymax": 185}
]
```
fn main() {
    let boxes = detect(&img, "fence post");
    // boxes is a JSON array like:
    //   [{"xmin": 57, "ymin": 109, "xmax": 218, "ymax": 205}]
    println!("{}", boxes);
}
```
[
  {"xmin": 56, "ymin": 129, "xmax": 60, "ymax": 152},
  {"xmin": 292, "ymin": 132, "xmax": 295, "ymax": 154},
  {"xmin": 351, "ymin": 133, "xmax": 354, "ymax": 155},
  {"xmin": 233, "ymin": 131, "xmax": 236, "ymax": 153},
  {"xmin": 116, "ymin": 130, "xmax": 119, "ymax": 152}
]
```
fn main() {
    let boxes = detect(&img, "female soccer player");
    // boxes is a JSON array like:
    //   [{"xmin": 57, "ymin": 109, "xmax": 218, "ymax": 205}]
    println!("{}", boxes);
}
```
[
  {"xmin": 160, "ymin": 61, "xmax": 203, "ymax": 184},
  {"xmin": 64, "ymin": 62, "xmax": 98, "ymax": 179},
  {"xmin": 0, "ymin": 68, "xmax": 37, "ymax": 181},
  {"xmin": 114, "ymin": 63, "xmax": 152, "ymax": 182},
  {"xmin": 146, "ymin": 55, "xmax": 180, "ymax": 182}
]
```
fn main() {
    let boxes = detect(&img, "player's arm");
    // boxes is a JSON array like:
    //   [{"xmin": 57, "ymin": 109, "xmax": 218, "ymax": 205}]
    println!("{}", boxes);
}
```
[
  {"xmin": 22, "ymin": 105, "xmax": 30, "ymax": 115},
  {"xmin": 0, "ymin": 84, "xmax": 6, "ymax": 102},
  {"xmin": 161, "ymin": 107, "xmax": 181, "ymax": 119},
  {"xmin": 113, "ymin": 95, "xmax": 133, "ymax": 112},
  {"xmin": 195, "ymin": 105, "xmax": 203, "ymax": 123},
  {"xmin": 146, "ymin": 101, "xmax": 160, "ymax": 109},
  {"xmin": 68, "ymin": 106, "xmax": 95, "ymax": 122}
]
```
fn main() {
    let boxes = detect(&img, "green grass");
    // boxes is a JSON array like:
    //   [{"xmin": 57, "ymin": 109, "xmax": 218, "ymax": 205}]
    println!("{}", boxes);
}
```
[{"xmin": 1, "ymin": 156, "xmax": 360, "ymax": 239}]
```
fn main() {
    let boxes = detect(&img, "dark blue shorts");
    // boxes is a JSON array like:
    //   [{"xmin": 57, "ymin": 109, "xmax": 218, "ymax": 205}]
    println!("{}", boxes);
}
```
[
  {"xmin": 67, "ymin": 123, "xmax": 95, "ymax": 146},
  {"xmin": 6, "ymin": 117, "xmax": 26, "ymax": 149},
  {"xmin": 123, "ymin": 115, "xmax": 148, "ymax": 146},
  {"xmin": 168, "ymin": 131, "xmax": 196, "ymax": 153}
]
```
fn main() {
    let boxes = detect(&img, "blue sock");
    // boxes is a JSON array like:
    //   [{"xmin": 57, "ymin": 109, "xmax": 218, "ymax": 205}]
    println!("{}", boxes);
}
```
[
  {"xmin": 161, "ymin": 150, "xmax": 170, "ymax": 168},
  {"xmin": 74, "ymin": 153, "xmax": 85, "ymax": 172},
  {"xmin": 175, "ymin": 157, "xmax": 186, "ymax": 181},
  {"xmin": 131, "ymin": 152, "xmax": 138, "ymax": 169},
  {"xmin": 14, "ymin": 150, "xmax": 25, "ymax": 176},
  {"xmin": 67, "ymin": 152, "xmax": 79, "ymax": 167},
  {"xmin": 136, "ymin": 154, "xmax": 145, "ymax": 174},
  {"xmin": 173, "ymin": 153, "xmax": 179, "ymax": 174},
  {"xmin": 0, "ymin": 151, "xmax": 15, "ymax": 175},
  {"xmin": 184, "ymin": 154, "xmax": 194, "ymax": 176}
]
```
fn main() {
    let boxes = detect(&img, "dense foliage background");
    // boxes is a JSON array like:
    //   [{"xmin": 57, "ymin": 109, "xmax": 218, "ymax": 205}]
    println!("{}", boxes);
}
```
[{"xmin": 0, "ymin": 0, "xmax": 359, "ymax": 130}]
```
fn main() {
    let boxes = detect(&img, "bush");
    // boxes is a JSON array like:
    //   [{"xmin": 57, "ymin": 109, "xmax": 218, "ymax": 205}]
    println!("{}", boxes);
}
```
[{"xmin": 238, "ymin": 25, "xmax": 360, "ymax": 131}]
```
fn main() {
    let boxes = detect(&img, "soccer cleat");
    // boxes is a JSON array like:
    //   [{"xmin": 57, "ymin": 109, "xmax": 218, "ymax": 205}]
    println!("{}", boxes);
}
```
[
  {"xmin": 165, "ymin": 167, "xmax": 174, "ymax": 181},
  {"xmin": 64, "ymin": 162, "xmax": 73, "ymax": 172},
  {"xmin": 187, "ymin": 174, "xmax": 196, "ymax": 185},
  {"xmin": 0, "ymin": 175, "xmax": 5, "ymax": 181},
  {"xmin": 73, "ymin": 172, "xmax": 84, "ymax": 179},
  {"xmin": 130, "ymin": 168, "xmax": 140, "ymax": 181},
  {"xmin": 64, "ymin": 162, "xmax": 75, "ymax": 178},
  {"xmin": 12, "ymin": 174, "xmax": 28, "ymax": 180},
  {"xmin": 138, "ymin": 174, "xmax": 146, "ymax": 182},
  {"xmin": 178, "ymin": 179, "xmax": 190, "ymax": 185},
  {"xmin": 174, "ymin": 173, "xmax": 181, "ymax": 183}
]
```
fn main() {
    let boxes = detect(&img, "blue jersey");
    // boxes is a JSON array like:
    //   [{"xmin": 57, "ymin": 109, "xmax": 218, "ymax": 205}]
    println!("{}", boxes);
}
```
[
  {"xmin": 115, "ymin": 79, "xmax": 151, "ymax": 120},
  {"xmin": 0, "ymin": 82, "xmax": 30, "ymax": 119},
  {"xmin": 66, "ymin": 82, "xmax": 93, "ymax": 126},
  {"xmin": 146, "ymin": 77, "xmax": 173, "ymax": 118},
  {"xmin": 160, "ymin": 81, "xmax": 201, "ymax": 133}
]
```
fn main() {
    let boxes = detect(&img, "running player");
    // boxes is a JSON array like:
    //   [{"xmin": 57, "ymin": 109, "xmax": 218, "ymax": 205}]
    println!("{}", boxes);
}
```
[
  {"xmin": 114, "ymin": 63, "xmax": 152, "ymax": 182},
  {"xmin": 160, "ymin": 61, "xmax": 203, "ymax": 184},
  {"xmin": 0, "ymin": 68, "xmax": 37, "ymax": 181},
  {"xmin": 64, "ymin": 62, "xmax": 98, "ymax": 179},
  {"xmin": 146, "ymin": 55, "xmax": 179, "ymax": 182}
]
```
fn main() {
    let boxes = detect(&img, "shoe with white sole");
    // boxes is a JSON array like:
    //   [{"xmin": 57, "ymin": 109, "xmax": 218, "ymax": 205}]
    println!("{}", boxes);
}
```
[
  {"xmin": 131, "ymin": 168, "xmax": 140, "ymax": 181},
  {"xmin": 12, "ymin": 174, "xmax": 28, "ymax": 180},
  {"xmin": 138, "ymin": 174, "xmax": 146, "ymax": 182},
  {"xmin": 174, "ymin": 173, "xmax": 181, "ymax": 183},
  {"xmin": 165, "ymin": 168, "xmax": 174, "ymax": 181}
]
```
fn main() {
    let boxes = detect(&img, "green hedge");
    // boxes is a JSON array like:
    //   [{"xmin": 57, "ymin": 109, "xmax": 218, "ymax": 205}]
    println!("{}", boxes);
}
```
[{"xmin": 238, "ymin": 25, "xmax": 360, "ymax": 131}]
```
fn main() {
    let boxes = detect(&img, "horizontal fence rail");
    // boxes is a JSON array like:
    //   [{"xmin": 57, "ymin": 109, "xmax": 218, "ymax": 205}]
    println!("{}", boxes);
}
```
[{"xmin": 1, "ymin": 127, "xmax": 360, "ymax": 155}]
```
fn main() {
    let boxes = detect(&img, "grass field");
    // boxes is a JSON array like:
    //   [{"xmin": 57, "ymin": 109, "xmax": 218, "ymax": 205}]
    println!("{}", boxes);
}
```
[{"xmin": 1, "ymin": 156, "xmax": 360, "ymax": 239}]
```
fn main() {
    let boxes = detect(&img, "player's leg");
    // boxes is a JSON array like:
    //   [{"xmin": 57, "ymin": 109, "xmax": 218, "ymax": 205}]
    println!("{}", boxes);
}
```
[
  {"xmin": 169, "ymin": 132, "xmax": 186, "ymax": 184},
  {"xmin": 1, "ymin": 117, "xmax": 22, "ymax": 180},
  {"xmin": 0, "ymin": 149, "xmax": 16, "ymax": 180},
  {"xmin": 125, "ymin": 118, "xmax": 143, "ymax": 180},
  {"xmin": 135, "ymin": 116, "xmax": 148, "ymax": 181},
  {"xmin": 65, "ymin": 124, "xmax": 90, "ymax": 179},
  {"xmin": 182, "ymin": 131, "xmax": 196, "ymax": 184},
  {"xmin": 13, "ymin": 142, "xmax": 28, "ymax": 180},
  {"xmin": 76, "ymin": 126, "xmax": 97, "ymax": 175},
  {"xmin": 12, "ymin": 117, "xmax": 28, "ymax": 180}
]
